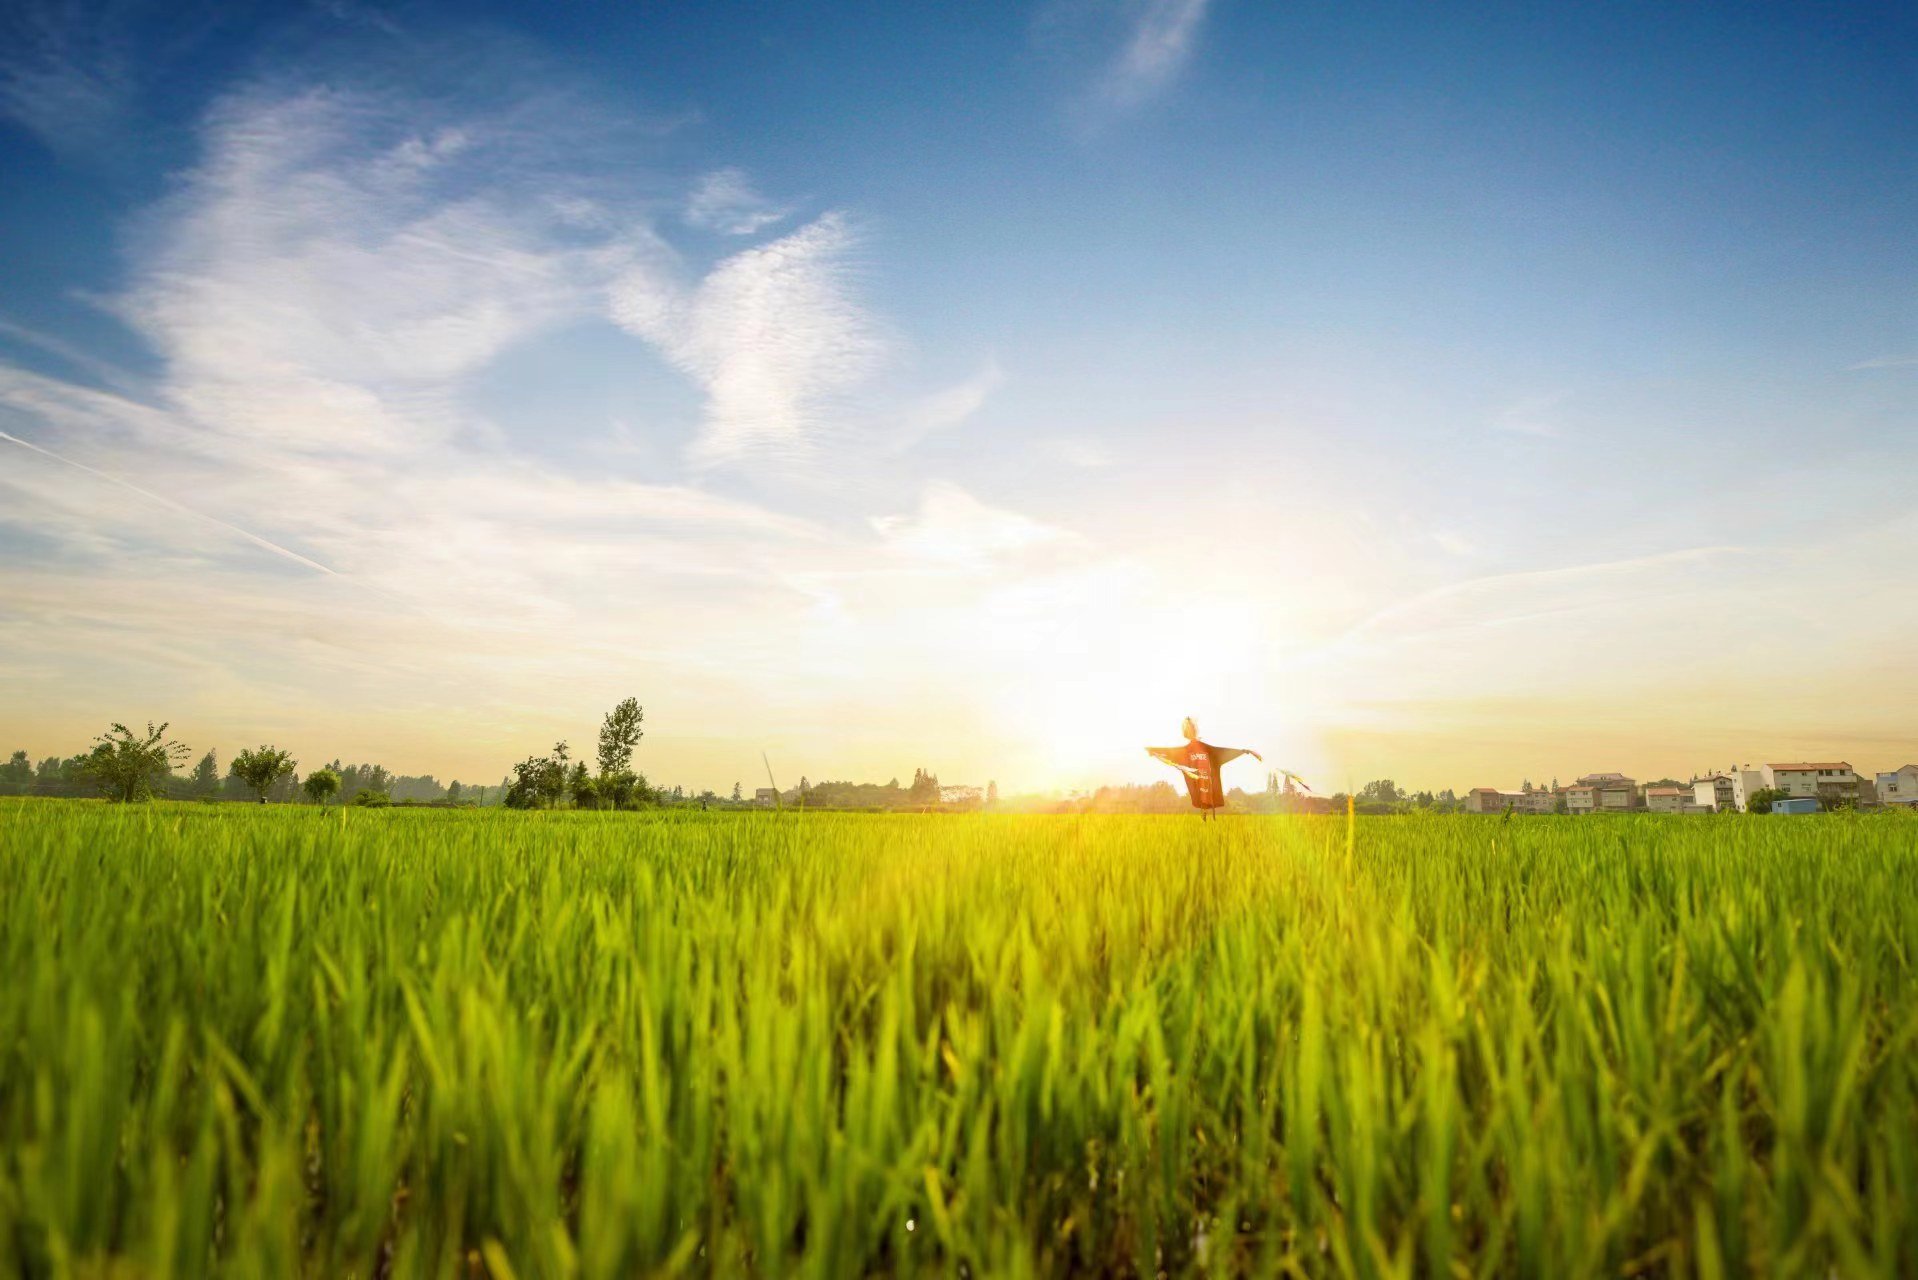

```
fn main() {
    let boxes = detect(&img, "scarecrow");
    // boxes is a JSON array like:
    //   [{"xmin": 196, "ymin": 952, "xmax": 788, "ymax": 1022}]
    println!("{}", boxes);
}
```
[{"xmin": 1147, "ymin": 718, "xmax": 1263, "ymax": 818}]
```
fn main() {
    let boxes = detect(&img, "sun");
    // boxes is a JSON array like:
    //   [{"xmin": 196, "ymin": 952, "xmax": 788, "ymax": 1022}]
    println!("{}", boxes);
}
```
[{"xmin": 971, "ymin": 575, "xmax": 1275, "ymax": 790}]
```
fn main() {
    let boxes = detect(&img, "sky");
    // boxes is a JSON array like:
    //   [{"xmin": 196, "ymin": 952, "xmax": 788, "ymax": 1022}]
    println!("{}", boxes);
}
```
[{"xmin": 1, "ymin": 0, "xmax": 1914, "ymax": 796}]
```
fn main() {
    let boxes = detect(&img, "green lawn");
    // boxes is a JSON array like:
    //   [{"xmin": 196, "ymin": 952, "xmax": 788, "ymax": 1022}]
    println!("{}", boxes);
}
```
[{"xmin": 2, "ymin": 799, "xmax": 1915, "ymax": 1277}]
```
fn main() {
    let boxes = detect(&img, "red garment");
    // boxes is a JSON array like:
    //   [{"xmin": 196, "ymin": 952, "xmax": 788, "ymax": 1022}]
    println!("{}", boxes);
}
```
[{"xmin": 1147, "ymin": 739, "xmax": 1253, "ymax": 810}]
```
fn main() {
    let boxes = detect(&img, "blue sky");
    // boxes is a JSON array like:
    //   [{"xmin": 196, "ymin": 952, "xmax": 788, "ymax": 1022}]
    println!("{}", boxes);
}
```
[{"xmin": 2, "ymin": 0, "xmax": 1914, "ymax": 792}]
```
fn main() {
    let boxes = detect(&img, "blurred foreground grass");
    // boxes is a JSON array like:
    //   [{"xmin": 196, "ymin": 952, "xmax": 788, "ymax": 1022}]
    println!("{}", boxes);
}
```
[{"xmin": 2, "ymin": 799, "xmax": 1916, "ymax": 1277}]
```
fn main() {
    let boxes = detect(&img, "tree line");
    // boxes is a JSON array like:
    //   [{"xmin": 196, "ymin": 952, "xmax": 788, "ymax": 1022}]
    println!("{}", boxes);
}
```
[{"xmin": 0, "ymin": 724, "xmax": 486, "ymax": 807}]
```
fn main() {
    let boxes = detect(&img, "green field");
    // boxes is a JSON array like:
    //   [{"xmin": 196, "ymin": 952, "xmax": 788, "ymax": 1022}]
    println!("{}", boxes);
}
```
[{"xmin": 2, "ymin": 801, "xmax": 1916, "ymax": 1277}]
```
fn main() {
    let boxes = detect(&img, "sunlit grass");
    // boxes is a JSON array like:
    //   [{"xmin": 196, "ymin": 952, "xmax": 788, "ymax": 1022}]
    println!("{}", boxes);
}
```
[{"xmin": 2, "ymin": 799, "xmax": 1915, "ymax": 1276}]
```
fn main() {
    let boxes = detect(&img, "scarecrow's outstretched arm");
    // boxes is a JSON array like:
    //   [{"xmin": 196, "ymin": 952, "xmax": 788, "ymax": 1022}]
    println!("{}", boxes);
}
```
[
  {"xmin": 1211, "ymin": 747, "xmax": 1263, "ymax": 766},
  {"xmin": 1146, "ymin": 746, "xmax": 1196, "ymax": 774}
]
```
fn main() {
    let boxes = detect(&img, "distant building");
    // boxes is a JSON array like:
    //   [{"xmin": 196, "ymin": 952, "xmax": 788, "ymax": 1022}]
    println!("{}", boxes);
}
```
[
  {"xmin": 1576, "ymin": 773, "xmax": 1639, "ymax": 811},
  {"xmin": 1725, "ymin": 768, "xmax": 1768, "ymax": 812},
  {"xmin": 753, "ymin": 787, "xmax": 778, "ymax": 806},
  {"xmin": 1772, "ymin": 796, "xmax": 1821, "ymax": 815},
  {"xmin": 1563, "ymin": 784, "xmax": 1597, "ymax": 814},
  {"xmin": 1644, "ymin": 786, "xmax": 1691, "ymax": 814},
  {"xmin": 1466, "ymin": 787, "xmax": 1553, "ymax": 814},
  {"xmin": 939, "ymin": 785, "xmax": 983, "ymax": 805},
  {"xmin": 1763, "ymin": 762, "xmax": 1861, "ymax": 807},
  {"xmin": 1691, "ymin": 774, "xmax": 1736, "ymax": 812},
  {"xmin": 1876, "ymin": 764, "xmax": 1918, "ymax": 807}
]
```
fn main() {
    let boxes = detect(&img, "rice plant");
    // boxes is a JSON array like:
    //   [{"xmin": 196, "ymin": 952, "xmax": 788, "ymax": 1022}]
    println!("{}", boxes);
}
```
[{"xmin": 1, "ymin": 799, "xmax": 1915, "ymax": 1276}]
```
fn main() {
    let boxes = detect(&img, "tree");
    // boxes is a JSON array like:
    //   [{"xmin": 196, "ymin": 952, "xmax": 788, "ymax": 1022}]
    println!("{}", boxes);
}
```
[
  {"xmin": 189, "ymin": 750, "xmax": 221, "ymax": 798},
  {"xmin": 447, "ymin": 780, "xmax": 463, "ymax": 803},
  {"xmin": 597, "ymin": 698, "xmax": 645, "ymax": 778},
  {"xmin": 732, "ymin": 781, "xmax": 743, "ymax": 802},
  {"xmin": 506, "ymin": 746, "xmax": 569, "ymax": 809},
  {"xmin": 354, "ymin": 789, "xmax": 391, "ymax": 807},
  {"xmin": 78, "ymin": 721, "xmax": 191, "ymax": 803},
  {"xmin": 986, "ymin": 780, "xmax": 998, "ymax": 807},
  {"xmin": 0, "ymin": 750, "xmax": 30, "ymax": 787},
  {"xmin": 231, "ymin": 746, "xmax": 298, "ymax": 804},
  {"xmin": 1359, "ymin": 779, "xmax": 1401, "ymax": 805},
  {"xmin": 601, "ymin": 770, "xmax": 644, "ymax": 809},
  {"xmin": 303, "ymin": 768, "xmax": 341, "ymax": 805},
  {"xmin": 1746, "ymin": 787, "xmax": 1791, "ymax": 814}
]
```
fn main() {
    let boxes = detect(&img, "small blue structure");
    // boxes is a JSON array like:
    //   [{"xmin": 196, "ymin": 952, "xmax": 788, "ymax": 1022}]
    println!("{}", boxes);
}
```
[{"xmin": 1773, "ymin": 796, "xmax": 1821, "ymax": 815}]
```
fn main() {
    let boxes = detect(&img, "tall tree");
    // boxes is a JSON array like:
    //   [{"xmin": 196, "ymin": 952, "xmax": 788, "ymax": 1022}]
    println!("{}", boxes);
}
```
[
  {"xmin": 597, "ymin": 698, "xmax": 645, "ymax": 777},
  {"xmin": 78, "ymin": 722, "xmax": 191, "ymax": 803},
  {"xmin": 0, "ymin": 750, "xmax": 30, "ymax": 786},
  {"xmin": 189, "ymin": 750, "xmax": 220, "ymax": 798},
  {"xmin": 231, "ymin": 746, "xmax": 298, "ymax": 804}
]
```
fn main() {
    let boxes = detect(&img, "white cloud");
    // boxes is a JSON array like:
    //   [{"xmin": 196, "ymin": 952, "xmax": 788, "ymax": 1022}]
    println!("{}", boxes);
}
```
[
  {"xmin": 113, "ymin": 86, "xmax": 639, "ymax": 457},
  {"xmin": 895, "ymin": 358, "xmax": 1004, "ymax": 450},
  {"xmin": 871, "ymin": 481, "xmax": 1070, "ymax": 568},
  {"xmin": 1, "ymin": 70, "xmax": 1113, "ymax": 788},
  {"xmin": 684, "ymin": 167, "xmax": 793, "ymax": 236},
  {"xmin": 1097, "ymin": 0, "xmax": 1213, "ymax": 111},
  {"xmin": 1035, "ymin": 435, "xmax": 1114, "ymax": 469},
  {"xmin": 611, "ymin": 211, "xmax": 884, "ymax": 466}
]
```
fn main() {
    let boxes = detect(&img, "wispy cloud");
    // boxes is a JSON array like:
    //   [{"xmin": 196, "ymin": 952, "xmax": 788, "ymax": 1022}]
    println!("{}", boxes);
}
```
[
  {"xmin": 1847, "ymin": 353, "xmax": 1918, "ymax": 370},
  {"xmin": 1492, "ymin": 390, "xmax": 1570, "ymax": 438},
  {"xmin": 1035, "ymin": 436, "xmax": 1114, "ymax": 469},
  {"xmin": 0, "ymin": 0, "xmax": 136, "ymax": 158},
  {"xmin": 1096, "ymin": 0, "xmax": 1213, "ymax": 112},
  {"xmin": 871, "ymin": 481, "xmax": 1071, "ymax": 569},
  {"xmin": 113, "ymin": 84, "xmax": 636, "ymax": 459},
  {"xmin": 0, "ymin": 428, "xmax": 337, "ymax": 574},
  {"xmin": 1333, "ymin": 545, "xmax": 1751, "ymax": 649},
  {"xmin": 684, "ymin": 167, "xmax": 793, "ymax": 236},
  {"xmin": 1, "ymin": 61, "xmax": 1103, "ymax": 782},
  {"xmin": 611, "ymin": 211, "xmax": 885, "ymax": 466},
  {"xmin": 0, "ymin": 316, "xmax": 143, "ymax": 393},
  {"xmin": 894, "ymin": 358, "xmax": 1004, "ymax": 451}
]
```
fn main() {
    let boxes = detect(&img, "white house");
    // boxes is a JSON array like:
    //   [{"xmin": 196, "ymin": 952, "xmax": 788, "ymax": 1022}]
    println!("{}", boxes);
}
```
[
  {"xmin": 1763, "ymin": 762, "xmax": 1861, "ymax": 805},
  {"xmin": 1876, "ymin": 765, "xmax": 1918, "ymax": 807},
  {"xmin": 1691, "ymin": 775, "xmax": 1736, "ymax": 812},
  {"xmin": 1722, "ymin": 768, "xmax": 1768, "ymax": 812}
]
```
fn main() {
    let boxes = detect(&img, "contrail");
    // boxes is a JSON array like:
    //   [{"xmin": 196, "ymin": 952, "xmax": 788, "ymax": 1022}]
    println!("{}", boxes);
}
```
[{"xmin": 0, "ymin": 429, "xmax": 337, "ymax": 576}]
